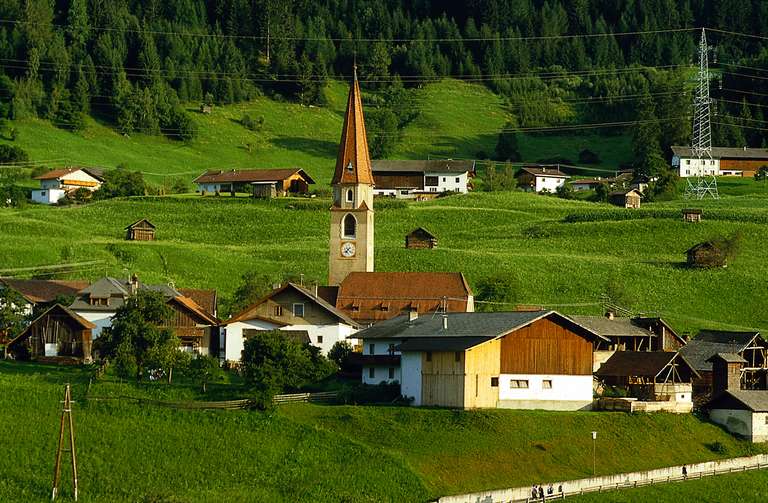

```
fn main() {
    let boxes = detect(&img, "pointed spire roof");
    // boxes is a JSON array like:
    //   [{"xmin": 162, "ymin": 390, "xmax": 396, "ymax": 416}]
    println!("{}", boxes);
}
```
[{"xmin": 331, "ymin": 68, "xmax": 375, "ymax": 185}]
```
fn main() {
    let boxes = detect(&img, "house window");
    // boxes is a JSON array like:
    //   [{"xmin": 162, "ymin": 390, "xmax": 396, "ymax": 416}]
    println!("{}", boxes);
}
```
[
  {"xmin": 381, "ymin": 303, "xmax": 389, "ymax": 312},
  {"xmin": 388, "ymin": 368, "xmax": 395, "ymax": 379},
  {"xmin": 317, "ymin": 335, "xmax": 323, "ymax": 344},
  {"xmin": 346, "ymin": 189, "xmax": 354, "ymax": 203},
  {"xmin": 711, "ymin": 160, "xmax": 715, "ymax": 165},
  {"xmin": 764, "ymin": 415, "xmax": 768, "ymax": 425},
  {"xmin": 292, "ymin": 303, "xmax": 304, "ymax": 317},
  {"xmin": 41, "ymin": 191, "xmax": 47, "ymax": 196},
  {"xmin": 430, "ymin": 187, "xmax": 437, "ymax": 192},
  {"xmin": 369, "ymin": 367, "xmax": 375, "ymax": 379},
  {"xmin": 343, "ymin": 214, "xmax": 356, "ymax": 238},
  {"xmin": 425, "ymin": 176, "xmax": 438, "ymax": 186},
  {"xmin": 454, "ymin": 351, "xmax": 461, "ymax": 362},
  {"xmin": 542, "ymin": 380, "xmax": 553, "ymax": 389},
  {"xmin": 442, "ymin": 177, "xmax": 446, "ymax": 182},
  {"xmin": 509, "ymin": 380, "xmax": 529, "ymax": 389},
  {"xmin": 686, "ymin": 159, "xmax": 690, "ymax": 165},
  {"xmin": 426, "ymin": 351, "xmax": 432, "ymax": 362},
  {"xmin": 369, "ymin": 344, "xmax": 375, "ymax": 355},
  {"xmin": 455, "ymin": 177, "xmax": 460, "ymax": 183},
  {"xmin": 400, "ymin": 190, "xmax": 409, "ymax": 195},
  {"xmin": 491, "ymin": 377, "xmax": 499, "ymax": 387},
  {"xmin": 388, "ymin": 343, "xmax": 395, "ymax": 355}
]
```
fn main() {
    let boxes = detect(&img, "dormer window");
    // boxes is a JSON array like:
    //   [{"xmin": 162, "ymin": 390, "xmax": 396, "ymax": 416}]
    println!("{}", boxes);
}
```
[{"xmin": 346, "ymin": 161, "xmax": 354, "ymax": 173}]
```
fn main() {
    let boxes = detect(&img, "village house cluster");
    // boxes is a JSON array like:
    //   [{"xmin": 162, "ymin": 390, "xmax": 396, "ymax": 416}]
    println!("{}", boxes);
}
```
[{"xmin": 4, "ymin": 71, "xmax": 767, "ymax": 444}]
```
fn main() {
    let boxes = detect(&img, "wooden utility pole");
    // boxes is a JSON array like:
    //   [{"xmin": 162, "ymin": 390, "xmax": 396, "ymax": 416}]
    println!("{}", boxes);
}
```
[{"xmin": 52, "ymin": 384, "xmax": 78, "ymax": 501}]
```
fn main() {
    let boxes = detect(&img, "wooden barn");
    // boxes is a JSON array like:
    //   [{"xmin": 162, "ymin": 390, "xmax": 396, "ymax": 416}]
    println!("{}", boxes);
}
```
[
  {"xmin": 687, "ymin": 241, "xmax": 727, "ymax": 268},
  {"xmin": 125, "ymin": 219, "xmax": 156, "ymax": 241},
  {"xmin": 356, "ymin": 310, "xmax": 608, "ymax": 410},
  {"xmin": 193, "ymin": 168, "xmax": 315, "ymax": 197},
  {"xmin": 682, "ymin": 208, "xmax": 703, "ymax": 223},
  {"xmin": 7, "ymin": 304, "xmax": 95, "ymax": 363},
  {"xmin": 609, "ymin": 189, "xmax": 642, "ymax": 209},
  {"xmin": 595, "ymin": 351, "xmax": 699, "ymax": 402},
  {"xmin": 405, "ymin": 227, "xmax": 437, "ymax": 249}
]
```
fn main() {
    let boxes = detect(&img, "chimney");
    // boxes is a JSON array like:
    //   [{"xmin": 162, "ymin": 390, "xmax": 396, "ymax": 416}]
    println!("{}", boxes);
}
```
[
  {"xmin": 709, "ymin": 353, "xmax": 746, "ymax": 396},
  {"xmin": 129, "ymin": 273, "xmax": 139, "ymax": 295},
  {"xmin": 442, "ymin": 314, "xmax": 448, "ymax": 330},
  {"xmin": 313, "ymin": 284, "xmax": 319, "ymax": 297},
  {"xmin": 408, "ymin": 311, "xmax": 418, "ymax": 323}
]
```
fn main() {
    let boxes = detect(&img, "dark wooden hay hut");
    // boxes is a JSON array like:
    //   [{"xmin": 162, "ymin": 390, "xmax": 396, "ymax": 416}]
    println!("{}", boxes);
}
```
[
  {"xmin": 125, "ymin": 218, "xmax": 156, "ymax": 241},
  {"xmin": 405, "ymin": 227, "xmax": 437, "ymax": 249}
]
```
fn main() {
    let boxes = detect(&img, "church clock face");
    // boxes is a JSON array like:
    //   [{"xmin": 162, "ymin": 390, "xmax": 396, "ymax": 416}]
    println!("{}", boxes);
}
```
[{"xmin": 341, "ymin": 242, "xmax": 356, "ymax": 257}]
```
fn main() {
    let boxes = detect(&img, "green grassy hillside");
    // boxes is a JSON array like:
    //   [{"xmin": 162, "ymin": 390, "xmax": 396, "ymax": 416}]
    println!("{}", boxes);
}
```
[
  {"xmin": 1, "ymin": 79, "xmax": 628, "ymax": 187},
  {"xmin": 0, "ymin": 362, "xmax": 762, "ymax": 503},
  {"xmin": 1, "ymin": 190, "xmax": 767, "ymax": 332}
]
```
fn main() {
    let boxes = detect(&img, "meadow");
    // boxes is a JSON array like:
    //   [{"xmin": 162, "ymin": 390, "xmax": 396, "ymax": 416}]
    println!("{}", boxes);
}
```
[
  {"xmin": 1, "ymin": 188, "xmax": 767, "ymax": 333},
  {"xmin": 1, "ymin": 78, "xmax": 628, "ymax": 188},
  {"xmin": 0, "ymin": 361, "xmax": 763, "ymax": 503}
]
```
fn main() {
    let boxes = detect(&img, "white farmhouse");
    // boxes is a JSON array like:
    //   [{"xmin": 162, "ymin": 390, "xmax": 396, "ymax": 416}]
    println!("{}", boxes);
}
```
[
  {"xmin": 371, "ymin": 159, "xmax": 474, "ymax": 199},
  {"xmin": 707, "ymin": 353, "xmax": 768, "ymax": 442},
  {"xmin": 355, "ymin": 310, "xmax": 607, "ymax": 410},
  {"xmin": 31, "ymin": 168, "xmax": 103, "ymax": 205},
  {"xmin": 515, "ymin": 166, "xmax": 569, "ymax": 193},
  {"xmin": 671, "ymin": 145, "xmax": 768, "ymax": 178},
  {"xmin": 220, "ymin": 283, "xmax": 360, "ymax": 362}
]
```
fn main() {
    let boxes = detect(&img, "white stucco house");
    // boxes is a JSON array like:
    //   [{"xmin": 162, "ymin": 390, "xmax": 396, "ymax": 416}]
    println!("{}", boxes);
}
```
[
  {"xmin": 671, "ymin": 145, "xmax": 768, "ymax": 178},
  {"xmin": 371, "ymin": 159, "xmax": 474, "ymax": 198},
  {"xmin": 220, "ymin": 283, "xmax": 360, "ymax": 362},
  {"xmin": 516, "ymin": 166, "xmax": 569, "ymax": 193},
  {"xmin": 31, "ymin": 167, "xmax": 103, "ymax": 205}
]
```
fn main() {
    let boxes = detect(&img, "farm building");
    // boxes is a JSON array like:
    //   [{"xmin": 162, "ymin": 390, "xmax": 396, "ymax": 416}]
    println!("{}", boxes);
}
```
[
  {"xmin": 220, "ymin": 282, "xmax": 360, "ymax": 361},
  {"xmin": 7, "ymin": 304, "xmax": 94, "ymax": 363},
  {"xmin": 371, "ymin": 159, "xmax": 474, "ymax": 199},
  {"xmin": 405, "ymin": 227, "xmax": 437, "ymax": 249},
  {"xmin": 680, "ymin": 330, "xmax": 768, "ymax": 403},
  {"xmin": 672, "ymin": 145, "xmax": 768, "ymax": 177},
  {"xmin": 595, "ymin": 351, "xmax": 698, "ymax": 413},
  {"xmin": 322, "ymin": 272, "xmax": 474, "ymax": 325},
  {"xmin": 355, "ymin": 310, "xmax": 608, "ymax": 410},
  {"xmin": 31, "ymin": 167, "xmax": 104, "ymax": 205},
  {"xmin": 571, "ymin": 179, "xmax": 603, "ymax": 191},
  {"xmin": 706, "ymin": 354, "xmax": 768, "ymax": 442},
  {"xmin": 608, "ymin": 189, "xmax": 642, "ymax": 209},
  {"xmin": 193, "ymin": 168, "xmax": 315, "ymax": 197},
  {"xmin": 125, "ymin": 219, "xmax": 156, "ymax": 241},
  {"xmin": 682, "ymin": 208, "xmax": 703, "ymax": 223},
  {"xmin": 686, "ymin": 241, "xmax": 728, "ymax": 268},
  {"xmin": 68, "ymin": 276, "xmax": 219, "ymax": 354},
  {"xmin": 515, "ymin": 166, "xmax": 568, "ymax": 193}
]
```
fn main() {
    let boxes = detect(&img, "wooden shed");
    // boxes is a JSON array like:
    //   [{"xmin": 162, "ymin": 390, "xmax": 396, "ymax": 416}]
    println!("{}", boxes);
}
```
[
  {"xmin": 405, "ymin": 227, "xmax": 437, "ymax": 249},
  {"xmin": 125, "ymin": 219, "xmax": 156, "ymax": 241},
  {"xmin": 687, "ymin": 241, "xmax": 727, "ymax": 268},
  {"xmin": 252, "ymin": 181, "xmax": 278, "ymax": 199},
  {"xmin": 7, "ymin": 304, "xmax": 94, "ymax": 363},
  {"xmin": 682, "ymin": 208, "xmax": 703, "ymax": 223},
  {"xmin": 609, "ymin": 189, "xmax": 642, "ymax": 209}
]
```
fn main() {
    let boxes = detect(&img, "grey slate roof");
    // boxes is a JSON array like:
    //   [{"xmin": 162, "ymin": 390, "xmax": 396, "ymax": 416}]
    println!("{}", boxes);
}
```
[
  {"xmin": 707, "ymin": 352, "xmax": 747, "ymax": 364},
  {"xmin": 397, "ymin": 336, "xmax": 494, "ymax": 352},
  {"xmin": 671, "ymin": 145, "xmax": 768, "ymax": 160},
  {"xmin": 708, "ymin": 390, "xmax": 768, "ymax": 412},
  {"xmin": 595, "ymin": 351, "xmax": 699, "ymax": 379},
  {"xmin": 680, "ymin": 330, "xmax": 761, "ymax": 372},
  {"xmin": 569, "ymin": 316, "xmax": 655, "ymax": 338},
  {"xmin": 356, "ymin": 311, "xmax": 608, "ymax": 343},
  {"xmin": 70, "ymin": 277, "xmax": 182, "ymax": 312},
  {"xmin": 372, "ymin": 159, "xmax": 475, "ymax": 174}
]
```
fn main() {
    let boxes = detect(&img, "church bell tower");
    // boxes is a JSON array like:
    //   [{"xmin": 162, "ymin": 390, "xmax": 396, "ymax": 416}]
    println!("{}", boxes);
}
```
[{"xmin": 328, "ymin": 67, "xmax": 374, "ymax": 286}]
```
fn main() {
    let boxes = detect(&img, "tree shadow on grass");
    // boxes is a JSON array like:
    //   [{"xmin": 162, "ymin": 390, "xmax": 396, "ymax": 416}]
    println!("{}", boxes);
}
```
[{"xmin": 270, "ymin": 136, "xmax": 338, "ymax": 158}]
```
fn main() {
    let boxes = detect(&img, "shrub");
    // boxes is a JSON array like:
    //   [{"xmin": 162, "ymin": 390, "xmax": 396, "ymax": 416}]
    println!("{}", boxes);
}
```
[
  {"xmin": 0, "ymin": 144, "xmax": 28, "ymax": 163},
  {"xmin": 328, "ymin": 341, "xmax": 354, "ymax": 372},
  {"xmin": 474, "ymin": 275, "xmax": 519, "ymax": 312},
  {"xmin": 93, "ymin": 166, "xmax": 146, "ymax": 199},
  {"xmin": 241, "ymin": 114, "xmax": 264, "ymax": 132},
  {"xmin": 578, "ymin": 149, "xmax": 601, "ymax": 164}
]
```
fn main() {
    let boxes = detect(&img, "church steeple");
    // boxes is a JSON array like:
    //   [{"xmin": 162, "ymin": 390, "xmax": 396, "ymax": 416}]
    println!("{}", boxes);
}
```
[
  {"xmin": 328, "ymin": 69, "xmax": 375, "ymax": 286},
  {"xmin": 331, "ymin": 66, "xmax": 375, "ymax": 186}
]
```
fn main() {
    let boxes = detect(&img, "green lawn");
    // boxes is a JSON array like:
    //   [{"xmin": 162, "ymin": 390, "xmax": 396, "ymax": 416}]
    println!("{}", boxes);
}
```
[{"xmin": 0, "ymin": 361, "xmax": 762, "ymax": 502}]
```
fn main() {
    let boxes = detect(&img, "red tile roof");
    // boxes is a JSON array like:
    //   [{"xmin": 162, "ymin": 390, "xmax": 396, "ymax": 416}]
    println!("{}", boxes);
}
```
[
  {"xmin": 178, "ymin": 288, "xmax": 218, "ymax": 317},
  {"xmin": 335, "ymin": 272, "xmax": 473, "ymax": 323},
  {"xmin": 0, "ymin": 278, "xmax": 89, "ymax": 304},
  {"xmin": 193, "ymin": 168, "xmax": 314, "ymax": 184}
]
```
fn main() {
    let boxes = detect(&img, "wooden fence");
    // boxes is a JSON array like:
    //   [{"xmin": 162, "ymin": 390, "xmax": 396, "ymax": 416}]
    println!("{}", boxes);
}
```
[
  {"xmin": 273, "ymin": 391, "xmax": 339, "ymax": 404},
  {"xmin": 86, "ymin": 391, "xmax": 339, "ymax": 410}
]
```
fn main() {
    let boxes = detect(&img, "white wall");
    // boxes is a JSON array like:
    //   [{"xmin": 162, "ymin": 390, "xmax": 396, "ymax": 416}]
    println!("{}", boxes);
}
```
[
  {"xmin": 498, "ymin": 374, "xmax": 593, "ymax": 403},
  {"xmin": 710, "ymin": 408, "xmax": 752, "ymax": 439},
  {"xmin": 31, "ymin": 189, "xmax": 66, "ymax": 204},
  {"xmin": 362, "ymin": 365, "xmax": 401, "ymax": 385},
  {"xmin": 364, "ymin": 339, "xmax": 402, "ymax": 355},
  {"xmin": 674, "ymin": 156, "xmax": 720, "ymax": 177},
  {"xmin": 286, "ymin": 323, "xmax": 356, "ymax": 355},
  {"xmin": 222, "ymin": 318, "xmax": 282, "ymax": 361},
  {"xmin": 430, "ymin": 171, "xmax": 469, "ymax": 193},
  {"xmin": 74, "ymin": 311, "xmax": 115, "ymax": 339},
  {"xmin": 197, "ymin": 183, "xmax": 224, "ymax": 193},
  {"xmin": 400, "ymin": 351, "xmax": 422, "ymax": 406},
  {"xmin": 535, "ymin": 176, "xmax": 566, "ymax": 193}
]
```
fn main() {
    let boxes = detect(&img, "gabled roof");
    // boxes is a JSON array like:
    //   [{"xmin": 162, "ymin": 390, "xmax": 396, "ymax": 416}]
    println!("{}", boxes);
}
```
[
  {"xmin": 125, "ymin": 218, "xmax": 156, "ymax": 230},
  {"xmin": 595, "ymin": 351, "xmax": 700, "ymax": 379},
  {"xmin": 609, "ymin": 189, "xmax": 643, "ymax": 197},
  {"xmin": 335, "ymin": 272, "xmax": 473, "ymax": 323},
  {"xmin": 331, "ymin": 73, "xmax": 375, "ymax": 185},
  {"xmin": 8, "ymin": 303, "xmax": 95, "ymax": 347},
  {"xmin": 357, "ymin": 310, "xmax": 609, "ymax": 343},
  {"xmin": 517, "ymin": 167, "xmax": 569, "ymax": 178},
  {"xmin": 170, "ymin": 295, "xmax": 219, "ymax": 325},
  {"xmin": 34, "ymin": 167, "xmax": 104, "ymax": 181},
  {"xmin": 193, "ymin": 168, "xmax": 315, "ymax": 185},
  {"xmin": 682, "ymin": 208, "xmax": 703, "ymax": 215},
  {"xmin": 569, "ymin": 316, "xmax": 655, "ymax": 338},
  {"xmin": 707, "ymin": 352, "xmax": 747, "ymax": 364},
  {"xmin": 0, "ymin": 278, "xmax": 89, "ymax": 304},
  {"xmin": 706, "ymin": 390, "xmax": 768, "ymax": 412},
  {"xmin": 679, "ymin": 330, "xmax": 762, "ymax": 372},
  {"xmin": 406, "ymin": 227, "xmax": 436, "ymax": 239},
  {"xmin": 178, "ymin": 288, "xmax": 218, "ymax": 316},
  {"xmin": 372, "ymin": 159, "xmax": 475, "ymax": 174},
  {"xmin": 224, "ymin": 282, "xmax": 359, "ymax": 327},
  {"xmin": 671, "ymin": 145, "xmax": 768, "ymax": 160}
]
